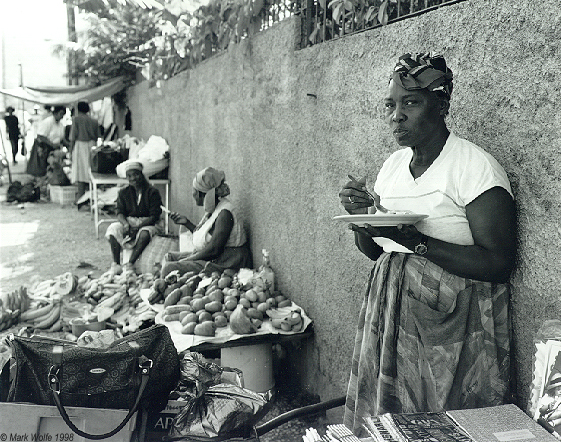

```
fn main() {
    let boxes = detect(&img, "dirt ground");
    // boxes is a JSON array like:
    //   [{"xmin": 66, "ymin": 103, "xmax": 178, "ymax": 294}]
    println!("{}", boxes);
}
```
[{"xmin": 0, "ymin": 160, "xmax": 111, "ymax": 296}]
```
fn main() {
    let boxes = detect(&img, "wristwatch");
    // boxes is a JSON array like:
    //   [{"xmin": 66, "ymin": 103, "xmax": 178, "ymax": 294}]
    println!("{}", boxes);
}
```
[{"xmin": 414, "ymin": 234, "xmax": 429, "ymax": 255}]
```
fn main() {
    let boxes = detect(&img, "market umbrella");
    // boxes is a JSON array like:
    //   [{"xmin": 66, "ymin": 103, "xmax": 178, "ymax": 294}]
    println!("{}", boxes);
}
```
[{"xmin": 0, "ymin": 77, "xmax": 126, "ymax": 107}]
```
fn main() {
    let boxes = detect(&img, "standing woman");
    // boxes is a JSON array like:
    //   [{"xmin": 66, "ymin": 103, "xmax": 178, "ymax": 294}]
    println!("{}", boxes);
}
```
[
  {"xmin": 339, "ymin": 53, "xmax": 517, "ymax": 436},
  {"xmin": 70, "ymin": 101, "xmax": 100, "ymax": 203},
  {"xmin": 26, "ymin": 105, "xmax": 67, "ymax": 177}
]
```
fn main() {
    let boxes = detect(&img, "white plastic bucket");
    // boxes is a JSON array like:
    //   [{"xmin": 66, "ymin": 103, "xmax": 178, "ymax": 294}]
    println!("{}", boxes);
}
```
[{"xmin": 221, "ymin": 342, "xmax": 275, "ymax": 393}]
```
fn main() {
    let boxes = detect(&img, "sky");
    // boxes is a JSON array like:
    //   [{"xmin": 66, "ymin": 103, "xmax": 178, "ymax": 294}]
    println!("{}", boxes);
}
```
[{"xmin": 1, "ymin": 0, "xmax": 70, "ymax": 90}]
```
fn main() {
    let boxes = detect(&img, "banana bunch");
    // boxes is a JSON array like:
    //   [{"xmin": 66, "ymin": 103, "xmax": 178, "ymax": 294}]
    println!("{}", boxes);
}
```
[
  {"xmin": 30, "ymin": 279, "xmax": 57, "ymax": 298},
  {"xmin": 30, "ymin": 273, "xmax": 79, "ymax": 299},
  {"xmin": 266, "ymin": 306, "xmax": 304, "ymax": 332},
  {"xmin": 127, "ymin": 286, "xmax": 143, "ymax": 308},
  {"xmin": 0, "ymin": 287, "xmax": 32, "ymax": 331},
  {"xmin": 94, "ymin": 290, "xmax": 127, "ymax": 315},
  {"xmin": 0, "ymin": 286, "xmax": 30, "ymax": 315},
  {"xmin": 147, "ymin": 286, "xmax": 164, "ymax": 304},
  {"xmin": 20, "ymin": 300, "xmax": 63, "ymax": 331},
  {"xmin": 0, "ymin": 306, "xmax": 20, "ymax": 332},
  {"xmin": 110, "ymin": 303, "xmax": 156, "ymax": 336}
]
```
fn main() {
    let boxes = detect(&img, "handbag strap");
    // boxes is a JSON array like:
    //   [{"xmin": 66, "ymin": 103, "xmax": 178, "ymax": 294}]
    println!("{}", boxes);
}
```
[{"xmin": 48, "ymin": 352, "xmax": 152, "ymax": 440}]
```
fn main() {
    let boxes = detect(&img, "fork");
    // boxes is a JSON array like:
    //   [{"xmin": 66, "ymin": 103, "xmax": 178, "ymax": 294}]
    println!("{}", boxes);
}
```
[{"xmin": 347, "ymin": 174, "xmax": 389, "ymax": 213}]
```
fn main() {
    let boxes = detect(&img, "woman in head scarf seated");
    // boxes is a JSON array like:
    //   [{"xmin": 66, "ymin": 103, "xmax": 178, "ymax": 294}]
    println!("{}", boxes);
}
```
[
  {"xmin": 161, "ymin": 167, "xmax": 252, "ymax": 278},
  {"xmin": 105, "ymin": 161, "xmax": 163, "ymax": 274}
]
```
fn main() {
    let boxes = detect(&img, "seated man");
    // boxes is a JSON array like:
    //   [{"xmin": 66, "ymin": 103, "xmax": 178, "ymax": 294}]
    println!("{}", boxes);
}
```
[
  {"xmin": 105, "ymin": 161, "xmax": 163, "ymax": 273},
  {"xmin": 161, "ymin": 167, "xmax": 252, "ymax": 278}
]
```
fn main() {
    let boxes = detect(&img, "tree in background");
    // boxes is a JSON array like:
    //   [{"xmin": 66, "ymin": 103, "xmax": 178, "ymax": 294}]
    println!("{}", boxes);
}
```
[{"xmin": 57, "ymin": 5, "xmax": 162, "ymax": 85}]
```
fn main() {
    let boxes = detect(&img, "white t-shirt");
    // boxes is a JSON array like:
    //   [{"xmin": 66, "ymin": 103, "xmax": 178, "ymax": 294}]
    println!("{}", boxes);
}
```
[
  {"xmin": 373, "ymin": 132, "xmax": 512, "ymax": 253},
  {"xmin": 36, "ymin": 115, "xmax": 65, "ymax": 145}
]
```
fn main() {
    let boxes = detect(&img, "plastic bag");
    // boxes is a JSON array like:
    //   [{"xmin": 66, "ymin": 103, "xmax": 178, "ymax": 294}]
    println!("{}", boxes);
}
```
[
  {"xmin": 169, "ymin": 383, "xmax": 269, "ymax": 440},
  {"xmin": 173, "ymin": 352, "xmax": 228, "ymax": 401},
  {"xmin": 166, "ymin": 352, "xmax": 269, "ymax": 440},
  {"xmin": 138, "ymin": 135, "xmax": 169, "ymax": 161}
]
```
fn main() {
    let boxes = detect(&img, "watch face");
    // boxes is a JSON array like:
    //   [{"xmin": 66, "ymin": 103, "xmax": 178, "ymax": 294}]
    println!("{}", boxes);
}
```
[{"xmin": 415, "ymin": 243, "xmax": 428, "ymax": 255}]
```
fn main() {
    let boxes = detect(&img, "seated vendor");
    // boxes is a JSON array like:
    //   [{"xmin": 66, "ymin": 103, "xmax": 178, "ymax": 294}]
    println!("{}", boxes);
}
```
[
  {"xmin": 161, "ymin": 167, "xmax": 252, "ymax": 278},
  {"xmin": 106, "ymin": 161, "xmax": 163, "ymax": 274}
]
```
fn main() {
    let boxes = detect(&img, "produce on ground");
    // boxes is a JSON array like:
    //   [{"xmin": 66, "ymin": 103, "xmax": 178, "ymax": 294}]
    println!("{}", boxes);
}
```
[
  {"xmin": 153, "ymin": 267, "xmax": 303, "ymax": 337},
  {"xmin": 1, "ymin": 264, "xmax": 305, "ymax": 339}
]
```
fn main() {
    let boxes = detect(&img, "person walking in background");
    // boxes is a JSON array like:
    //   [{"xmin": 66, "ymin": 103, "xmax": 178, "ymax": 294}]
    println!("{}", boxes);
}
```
[
  {"xmin": 70, "ymin": 101, "xmax": 100, "ymax": 204},
  {"xmin": 4, "ymin": 106, "xmax": 20, "ymax": 164}
]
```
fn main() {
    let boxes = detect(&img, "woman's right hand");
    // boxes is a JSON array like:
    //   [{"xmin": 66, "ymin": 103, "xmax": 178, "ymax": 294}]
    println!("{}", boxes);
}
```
[
  {"xmin": 169, "ymin": 212, "xmax": 189, "ymax": 225},
  {"xmin": 339, "ymin": 176, "xmax": 374, "ymax": 214}
]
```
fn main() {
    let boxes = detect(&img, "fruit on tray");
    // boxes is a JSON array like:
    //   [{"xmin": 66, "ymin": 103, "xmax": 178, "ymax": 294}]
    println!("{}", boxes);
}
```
[{"xmin": 151, "ymin": 266, "xmax": 302, "ymax": 334}]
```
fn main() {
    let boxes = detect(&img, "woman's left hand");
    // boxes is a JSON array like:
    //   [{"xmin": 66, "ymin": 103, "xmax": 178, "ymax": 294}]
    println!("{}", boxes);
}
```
[{"xmin": 349, "ymin": 223, "xmax": 422, "ymax": 251}]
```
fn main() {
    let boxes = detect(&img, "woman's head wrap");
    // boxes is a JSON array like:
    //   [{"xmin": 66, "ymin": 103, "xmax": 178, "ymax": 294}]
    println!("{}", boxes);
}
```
[
  {"xmin": 124, "ymin": 161, "xmax": 144, "ymax": 173},
  {"xmin": 192, "ymin": 167, "xmax": 229, "ymax": 213},
  {"xmin": 391, "ymin": 52, "xmax": 454, "ymax": 99}
]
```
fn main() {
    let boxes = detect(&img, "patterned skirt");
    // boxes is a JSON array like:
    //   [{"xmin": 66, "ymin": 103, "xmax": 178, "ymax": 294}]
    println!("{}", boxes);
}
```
[{"xmin": 343, "ymin": 252, "xmax": 512, "ymax": 436}]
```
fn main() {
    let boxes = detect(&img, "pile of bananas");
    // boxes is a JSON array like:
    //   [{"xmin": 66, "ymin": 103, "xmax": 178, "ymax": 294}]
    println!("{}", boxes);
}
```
[
  {"xmin": 82, "ymin": 270, "xmax": 153, "ymax": 309},
  {"xmin": 0, "ymin": 287, "xmax": 30, "ymax": 331},
  {"xmin": 110, "ymin": 303, "xmax": 157, "ymax": 336},
  {"xmin": 20, "ymin": 300, "xmax": 63, "ymax": 331}
]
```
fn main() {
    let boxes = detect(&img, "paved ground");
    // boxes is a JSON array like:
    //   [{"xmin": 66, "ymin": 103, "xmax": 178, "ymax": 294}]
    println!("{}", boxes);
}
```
[{"xmin": 0, "ymin": 158, "xmax": 340, "ymax": 441}]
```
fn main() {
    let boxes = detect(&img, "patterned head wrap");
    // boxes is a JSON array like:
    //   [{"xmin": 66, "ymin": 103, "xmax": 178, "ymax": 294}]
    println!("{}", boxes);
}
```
[
  {"xmin": 192, "ymin": 167, "xmax": 229, "ymax": 213},
  {"xmin": 391, "ymin": 52, "xmax": 453, "ymax": 99}
]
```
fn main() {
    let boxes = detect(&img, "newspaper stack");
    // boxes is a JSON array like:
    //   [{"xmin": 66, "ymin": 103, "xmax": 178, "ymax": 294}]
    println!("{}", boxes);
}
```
[{"xmin": 364, "ymin": 412, "xmax": 472, "ymax": 442}]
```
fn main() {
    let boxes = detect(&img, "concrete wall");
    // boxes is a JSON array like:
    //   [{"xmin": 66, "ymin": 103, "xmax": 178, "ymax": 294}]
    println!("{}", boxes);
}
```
[{"xmin": 128, "ymin": 0, "xmax": 561, "ymax": 413}]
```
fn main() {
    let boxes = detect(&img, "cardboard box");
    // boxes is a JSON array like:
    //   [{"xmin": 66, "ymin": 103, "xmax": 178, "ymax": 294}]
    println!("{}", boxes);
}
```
[
  {"xmin": 144, "ymin": 400, "xmax": 186, "ymax": 442},
  {"xmin": 0, "ymin": 402, "xmax": 137, "ymax": 442},
  {"xmin": 48, "ymin": 184, "xmax": 77, "ymax": 206}
]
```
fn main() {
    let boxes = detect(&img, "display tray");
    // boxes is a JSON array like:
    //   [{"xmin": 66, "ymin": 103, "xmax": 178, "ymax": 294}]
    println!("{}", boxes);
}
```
[
  {"xmin": 155, "ymin": 301, "xmax": 313, "ymax": 353},
  {"xmin": 333, "ymin": 213, "xmax": 428, "ymax": 226}
]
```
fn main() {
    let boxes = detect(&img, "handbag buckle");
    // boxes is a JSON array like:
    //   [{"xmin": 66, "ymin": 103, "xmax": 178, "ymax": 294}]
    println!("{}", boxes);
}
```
[
  {"xmin": 139, "ymin": 357, "xmax": 153, "ymax": 375},
  {"xmin": 48, "ymin": 365, "xmax": 61, "ymax": 394}
]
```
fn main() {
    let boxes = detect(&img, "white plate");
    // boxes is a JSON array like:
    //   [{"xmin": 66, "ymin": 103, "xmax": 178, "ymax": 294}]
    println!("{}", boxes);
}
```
[{"xmin": 333, "ymin": 213, "xmax": 428, "ymax": 226}]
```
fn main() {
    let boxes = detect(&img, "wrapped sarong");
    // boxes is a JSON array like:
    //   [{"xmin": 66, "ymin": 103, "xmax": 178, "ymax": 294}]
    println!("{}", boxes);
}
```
[
  {"xmin": 343, "ymin": 252, "xmax": 512, "ymax": 436},
  {"xmin": 105, "ymin": 216, "xmax": 164, "ymax": 249}
]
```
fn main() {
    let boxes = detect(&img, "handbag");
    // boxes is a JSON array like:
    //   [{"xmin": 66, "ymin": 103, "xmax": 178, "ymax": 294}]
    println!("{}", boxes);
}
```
[
  {"xmin": 91, "ymin": 145, "xmax": 125, "ymax": 174},
  {"xmin": 5, "ymin": 324, "xmax": 180, "ymax": 440}
]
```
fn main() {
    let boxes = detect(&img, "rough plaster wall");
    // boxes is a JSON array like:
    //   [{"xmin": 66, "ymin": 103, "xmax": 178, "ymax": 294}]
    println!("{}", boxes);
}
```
[{"xmin": 128, "ymin": 0, "xmax": 561, "ymax": 411}]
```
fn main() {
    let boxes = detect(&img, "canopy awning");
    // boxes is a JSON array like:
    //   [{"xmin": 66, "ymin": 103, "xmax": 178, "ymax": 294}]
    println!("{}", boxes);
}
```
[{"xmin": 0, "ymin": 76, "xmax": 126, "ymax": 106}]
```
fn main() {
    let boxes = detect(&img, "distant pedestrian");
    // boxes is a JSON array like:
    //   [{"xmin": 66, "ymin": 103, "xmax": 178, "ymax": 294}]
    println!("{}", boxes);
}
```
[
  {"xmin": 4, "ymin": 106, "xmax": 20, "ymax": 164},
  {"xmin": 70, "ymin": 101, "xmax": 100, "ymax": 203}
]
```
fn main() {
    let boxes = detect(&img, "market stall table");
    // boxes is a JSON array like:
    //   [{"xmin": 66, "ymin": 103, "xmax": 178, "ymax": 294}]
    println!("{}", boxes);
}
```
[
  {"xmin": 154, "ymin": 301, "xmax": 313, "ymax": 393},
  {"xmin": 89, "ymin": 169, "xmax": 170, "ymax": 238}
]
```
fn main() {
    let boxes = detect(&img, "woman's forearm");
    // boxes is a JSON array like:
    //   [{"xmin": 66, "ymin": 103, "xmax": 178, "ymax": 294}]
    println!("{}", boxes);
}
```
[
  {"xmin": 411, "ymin": 236, "xmax": 514, "ymax": 283},
  {"xmin": 181, "ymin": 219, "xmax": 197, "ymax": 232}
]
